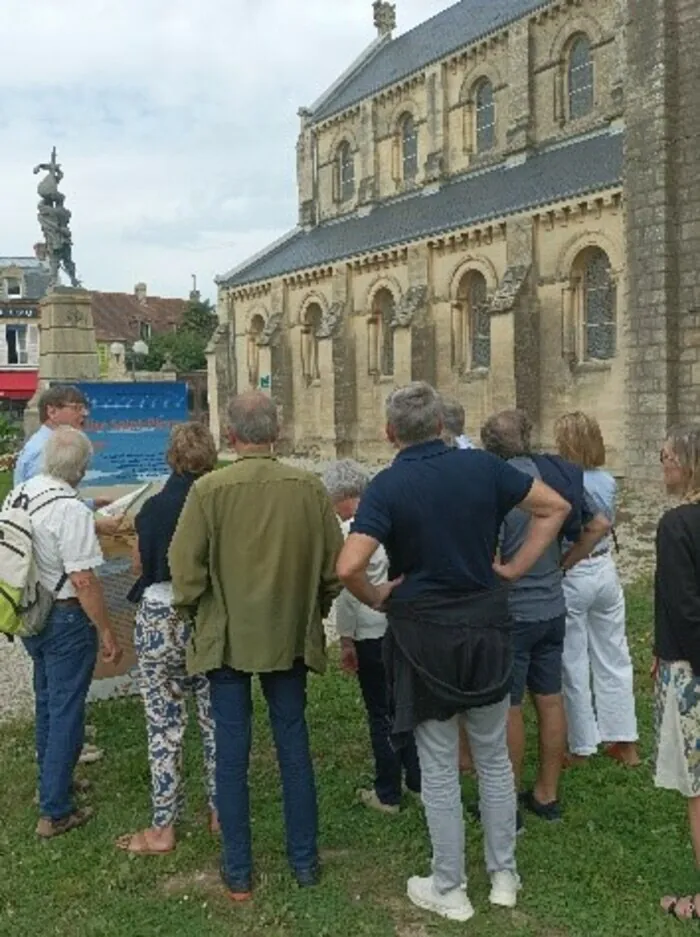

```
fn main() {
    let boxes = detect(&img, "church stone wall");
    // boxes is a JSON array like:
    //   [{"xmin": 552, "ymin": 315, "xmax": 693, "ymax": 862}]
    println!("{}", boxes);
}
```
[{"xmin": 308, "ymin": 0, "xmax": 623, "ymax": 224}]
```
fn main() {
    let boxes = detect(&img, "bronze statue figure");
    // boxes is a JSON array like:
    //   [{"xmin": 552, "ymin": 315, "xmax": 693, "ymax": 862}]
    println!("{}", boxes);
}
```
[{"xmin": 33, "ymin": 147, "xmax": 80, "ymax": 289}]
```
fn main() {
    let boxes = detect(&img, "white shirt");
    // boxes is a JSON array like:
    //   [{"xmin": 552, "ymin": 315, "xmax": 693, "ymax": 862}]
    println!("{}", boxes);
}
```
[
  {"xmin": 455, "ymin": 434, "xmax": 475, "ymax": 450},
  {"xmin": 334, "ymin": 517, "xmax": 389, "ymax": 641},
  {"xmin": 4, "ymin": 475, "xmax": 104, "ymax": 599}
]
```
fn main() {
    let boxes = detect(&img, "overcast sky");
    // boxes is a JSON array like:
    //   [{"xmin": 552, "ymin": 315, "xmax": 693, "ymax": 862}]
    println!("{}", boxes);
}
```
[{"xmin": 2, "ymin": 0, "xmax": 451, "ymax": 302}]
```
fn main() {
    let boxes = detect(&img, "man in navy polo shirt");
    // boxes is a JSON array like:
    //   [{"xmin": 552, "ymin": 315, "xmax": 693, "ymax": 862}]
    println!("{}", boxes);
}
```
[{"xmin": 337, "ymin": 382, "xmax": 569, "ymax": 924}]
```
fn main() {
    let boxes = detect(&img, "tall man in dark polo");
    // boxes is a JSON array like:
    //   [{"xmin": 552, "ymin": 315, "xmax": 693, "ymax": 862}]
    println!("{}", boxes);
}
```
[
  {"xmin": 337, "ymin": 382, "xmax": 569, "ymax": 924},
  {"xmin": 170, "ymin": 392, "xmax": 343, "ymax": 900}
]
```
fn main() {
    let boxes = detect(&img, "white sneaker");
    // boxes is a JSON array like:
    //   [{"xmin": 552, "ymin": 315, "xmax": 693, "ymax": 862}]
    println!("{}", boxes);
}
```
[
  {"xmin": 407, "ymin": 875, "xmax": 475, "ymax": 922},
  {"xmin": 357, "ymin": 788, "xmax": 400, "ymax": 815},
  {"xmin": 78, "ymin": 743, "xmax": 103, "ymax": 765},
  {"xmin": 489, "ymin": 870, "xmax": 522, "ymax": 909}
]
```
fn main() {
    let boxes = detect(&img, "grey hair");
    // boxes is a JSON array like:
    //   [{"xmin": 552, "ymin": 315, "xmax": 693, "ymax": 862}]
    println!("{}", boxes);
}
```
[
  {"xmin": 441, "ymin": 398, "xmax": 465, "ymax": 440},
  {"xmin": 385, "ymin": 381, "xmax": 442, "ymax": 445},
  {"xmin": 481, "ymin": 410, "xmax": 533, "ymax": 460},
  {"xmin": 322, "ymin": 459, "xmax": 370, "ymax": 503},
  {"xmin": 42, "ymin": 426, "xmax": 93, "ymax": 487},
  {"xmin": 228, "ymin": 392, "xmax": 279, "ymax": 444}
]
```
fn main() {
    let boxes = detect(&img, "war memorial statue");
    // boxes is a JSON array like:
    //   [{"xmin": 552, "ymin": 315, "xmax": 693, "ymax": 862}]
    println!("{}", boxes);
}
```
[{"xmin": 33, "ymin": 147, "xmax": 80, "ymax": 289}]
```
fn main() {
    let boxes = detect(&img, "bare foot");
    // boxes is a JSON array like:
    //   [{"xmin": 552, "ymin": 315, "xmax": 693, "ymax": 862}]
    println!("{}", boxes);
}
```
[
  {"xmin": 604, "ymin": 742, "xmax": 641, "ymax": 767},
  {"xmin": 563, "ymin": 752, "xmax": 590, "ymax": 768},
  {"xmin": 116, "ymin": 827, "xmax": 176, "ymax": 855}
]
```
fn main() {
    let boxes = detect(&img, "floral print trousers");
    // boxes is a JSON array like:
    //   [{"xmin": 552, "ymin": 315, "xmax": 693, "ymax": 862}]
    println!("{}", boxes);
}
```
[
  {"xmin": 655, "ymin": 660, "xmax": 700, "ymax": 799},
  {"xmin": 134, "ymin": 597, "xmax": 217, "ymax": 828}
]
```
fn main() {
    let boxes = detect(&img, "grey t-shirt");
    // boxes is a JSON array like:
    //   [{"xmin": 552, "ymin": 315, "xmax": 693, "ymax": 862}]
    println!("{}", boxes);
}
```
[{"xmin": 499, "ymin": 456, "xmax": 566, "ymax": 623}]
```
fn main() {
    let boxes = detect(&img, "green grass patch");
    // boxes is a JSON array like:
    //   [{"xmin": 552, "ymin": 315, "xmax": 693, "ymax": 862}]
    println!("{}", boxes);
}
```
[
  {"xmin": 0, "ymin": 470, "xmax": 11, "ymax": 503},
  {"xmin": 0, "ymin": 580, "xmax": 689, "ymax": 936}
]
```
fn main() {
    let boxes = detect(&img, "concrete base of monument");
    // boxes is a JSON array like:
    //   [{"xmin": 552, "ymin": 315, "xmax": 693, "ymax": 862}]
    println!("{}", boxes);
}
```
[{"xmin": 88, "ymin": 668, "xmax": 139, "ymax": 703}]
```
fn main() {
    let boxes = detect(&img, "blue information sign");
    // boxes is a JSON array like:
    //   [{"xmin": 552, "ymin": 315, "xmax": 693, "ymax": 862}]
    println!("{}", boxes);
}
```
[{"xmin": 75, "ymin": 382, "xmax": 188, "ymax": 486}]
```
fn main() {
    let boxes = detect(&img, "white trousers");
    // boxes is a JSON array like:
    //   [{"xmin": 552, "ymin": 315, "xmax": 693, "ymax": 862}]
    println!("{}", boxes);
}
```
[{"xmin": 561, "ymin": 553, "xmax": 638, "ymax": 755}]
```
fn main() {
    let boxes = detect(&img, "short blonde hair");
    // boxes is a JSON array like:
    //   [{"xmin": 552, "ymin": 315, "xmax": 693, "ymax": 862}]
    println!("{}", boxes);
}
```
[
  {"xmin": 554, "ymin": 412, "xmax": 606, "ymax": 469},
  {"xmin": 167, "ymin": 422, "xmax": 217, "ymax": 476}
]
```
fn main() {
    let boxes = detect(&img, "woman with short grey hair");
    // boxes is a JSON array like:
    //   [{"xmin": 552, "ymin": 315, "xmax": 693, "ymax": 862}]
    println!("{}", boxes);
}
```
[{"xmin": 322, "ymin": 459, "xmax": 421, "ymax": 815}]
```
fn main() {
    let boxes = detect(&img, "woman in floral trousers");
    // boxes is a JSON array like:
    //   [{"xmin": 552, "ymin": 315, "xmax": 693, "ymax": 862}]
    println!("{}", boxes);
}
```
[{"xmin": 117, "ymin": 423, "xmax": 218, "ymax": 855}]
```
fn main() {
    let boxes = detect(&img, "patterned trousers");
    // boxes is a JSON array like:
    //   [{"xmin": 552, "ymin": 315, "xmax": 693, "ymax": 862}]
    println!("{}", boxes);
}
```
[{"xmin": 134, "ymin": 596, "xmax": 217, "ymax": 828}]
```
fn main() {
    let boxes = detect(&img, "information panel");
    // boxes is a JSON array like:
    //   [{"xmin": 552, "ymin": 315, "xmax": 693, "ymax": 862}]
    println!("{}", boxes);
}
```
[{"xmin": 76, "ymin": 382, "xmax": 188, "ymax": 486}]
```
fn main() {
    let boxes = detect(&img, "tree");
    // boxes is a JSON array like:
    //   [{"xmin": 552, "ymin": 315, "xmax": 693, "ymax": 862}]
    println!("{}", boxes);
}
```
[{"xmin": 138, "ymin": 298, "xmax": 218, "ymax": 373}]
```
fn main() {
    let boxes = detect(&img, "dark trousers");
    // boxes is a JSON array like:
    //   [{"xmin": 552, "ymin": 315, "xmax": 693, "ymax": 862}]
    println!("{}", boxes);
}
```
[
  {"xmin": 23, "ymin": 605, "xmax": 98, "ymax": 820},
  {"xmin": 208, "ymin": 660, "xmax": 318, "ymax": 889},
  {"xmin": 356, "ymin": 637, "xmax": 421, "ymax": 806}
]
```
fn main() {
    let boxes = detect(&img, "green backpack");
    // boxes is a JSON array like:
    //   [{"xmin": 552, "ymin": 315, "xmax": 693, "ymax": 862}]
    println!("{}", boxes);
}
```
[{"xmin": 0, "ymin": 485, "xmax": 76, "ymax": 637}]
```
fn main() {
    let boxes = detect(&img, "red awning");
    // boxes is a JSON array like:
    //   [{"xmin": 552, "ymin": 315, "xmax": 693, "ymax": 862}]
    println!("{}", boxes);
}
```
[{"xmin": 0, "ymin": 370, "xmax": 38, "ymax": 400}]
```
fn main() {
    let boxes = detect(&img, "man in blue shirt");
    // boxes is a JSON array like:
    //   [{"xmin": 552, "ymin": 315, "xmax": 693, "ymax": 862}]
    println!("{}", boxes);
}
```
[
  {"xmin": 481, "ymin": 410, "xmax": 610, "ymax": 826},
  {"xmin": 337, "ymin": 382, "xmax": 569, "ymax": 924},
  {"xmin": 14, "ymin": 385, "xmax": 119, "ymax": 767},
  {"xmin": 14, "ymin": 386, "xmax": 114, "ymax": 522}
]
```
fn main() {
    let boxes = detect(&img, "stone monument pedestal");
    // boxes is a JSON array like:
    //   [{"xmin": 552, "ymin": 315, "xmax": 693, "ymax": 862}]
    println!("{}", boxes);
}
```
[{"xmin": 23, "ymin": 287, "xmax": 100, "ymax": 436}]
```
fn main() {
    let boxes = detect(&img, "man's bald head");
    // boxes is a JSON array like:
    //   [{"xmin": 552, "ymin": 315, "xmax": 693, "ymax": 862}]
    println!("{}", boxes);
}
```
[
  {"xmin": 480, "ymin": 409, "xmax": 532, "ymax": 460},
  {"xmin": 228, "ymin": 392, "xmax": 279, "ymax": 445}
]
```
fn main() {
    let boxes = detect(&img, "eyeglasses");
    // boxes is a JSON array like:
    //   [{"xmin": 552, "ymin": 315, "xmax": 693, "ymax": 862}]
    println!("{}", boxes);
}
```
[{"xmin": 63, "ymin": 403, "xmax": 89, "ymax": 415}]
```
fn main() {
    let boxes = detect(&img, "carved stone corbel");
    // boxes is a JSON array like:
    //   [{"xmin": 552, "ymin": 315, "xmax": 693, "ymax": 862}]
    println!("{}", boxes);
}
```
[{"xmin": 391, "ymin": 285, "xmax": 429, "ymax": 328}]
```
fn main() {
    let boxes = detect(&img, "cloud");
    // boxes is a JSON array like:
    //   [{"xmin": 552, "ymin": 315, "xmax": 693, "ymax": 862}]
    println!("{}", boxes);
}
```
[{"xmin": 1, "ymin": 0, "xmax": 451, "ymax": 300}]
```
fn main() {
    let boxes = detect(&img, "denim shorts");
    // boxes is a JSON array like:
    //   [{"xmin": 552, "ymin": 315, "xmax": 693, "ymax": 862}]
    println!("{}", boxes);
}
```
[{"xmin": 510, "ymin": 614, "xmax": 566, "ymax": 705}]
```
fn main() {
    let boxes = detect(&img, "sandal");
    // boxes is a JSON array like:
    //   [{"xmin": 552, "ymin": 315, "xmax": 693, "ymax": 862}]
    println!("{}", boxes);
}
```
[
  {"xmin": 36, "ymin": 807, "xmax": 93, "ymax": 839},
  {"xmin": 662, "ymin": 895, "xmax": 700, "ymax": 920},
  {"xmin": 116, "ymin": 829, "xmax": 175, "ymax": 856}
]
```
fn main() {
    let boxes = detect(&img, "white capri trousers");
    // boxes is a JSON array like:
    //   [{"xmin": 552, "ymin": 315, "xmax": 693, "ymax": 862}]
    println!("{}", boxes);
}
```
[{"xmin": 561, "ymin": 552, "xmax": 638, "ymax": 756}]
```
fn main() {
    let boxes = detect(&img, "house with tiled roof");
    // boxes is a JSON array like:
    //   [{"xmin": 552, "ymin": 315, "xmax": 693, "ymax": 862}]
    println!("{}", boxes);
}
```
[
  {"xmin": 0, "ymin": 251, "xmax": 51, "ymax": 414},
  {"xmin": 90, "ymin": 283, "xmax": 187, "ymax": 376},
  {"xmin": 210, "ymin": 0, "xmax": 627, "ymax": 466},
  {"xmin": 0, "ymin": 251, "xmax": 189, "ymax": 415}
]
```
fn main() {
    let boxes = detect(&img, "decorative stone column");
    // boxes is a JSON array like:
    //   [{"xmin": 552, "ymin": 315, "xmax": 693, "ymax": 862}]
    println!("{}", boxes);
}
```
[{"xmin": 24, "ymin": 287, "xmax": 100, "ymax": 437}]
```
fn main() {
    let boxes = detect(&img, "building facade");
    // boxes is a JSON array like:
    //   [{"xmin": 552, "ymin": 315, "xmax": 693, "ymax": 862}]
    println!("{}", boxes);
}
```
[
  {"xmin": 210, "ymin": 0, "xmax": 689, "ymax": 476},
  {"xmin": 0, "ymin": 255, "xmax": 50, "ymax": 417}
]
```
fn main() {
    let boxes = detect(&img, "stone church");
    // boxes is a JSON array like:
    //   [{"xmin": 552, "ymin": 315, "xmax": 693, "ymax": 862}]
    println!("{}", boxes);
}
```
[{"xmin": 209, "ymin": 0, "xmax": 700, "ymax": 484}]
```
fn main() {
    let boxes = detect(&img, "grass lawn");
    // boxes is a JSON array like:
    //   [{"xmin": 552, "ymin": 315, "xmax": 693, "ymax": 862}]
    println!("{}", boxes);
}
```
[
  {"xmin": 0, "ymin": 581, "xmax": 691, "ymax": 937},
  {"xmin": 0, "ymin": 470, "xmax": 11, "ymax": 503}
]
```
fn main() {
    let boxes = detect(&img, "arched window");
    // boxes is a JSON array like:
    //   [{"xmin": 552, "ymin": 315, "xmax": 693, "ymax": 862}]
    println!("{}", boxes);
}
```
[
  {"xmin": 579, "ymin": 247, "xmax": 616, "ymax": 360},
  {"xmin": 457, "ymin": 271, "xmax": 490, "ymax": 369},
  {"xmin": 568, "ymin": 35, "xmax": 594, "ymax": 120},
  {"xmin": 338, "ymin": 142, "xmax": 355, "ymax": 202},
  {"xmin": 370, "ymin": 288, "xmax": 396, "ymax": 377},
  {"xmin": 400, "ymin": 114, "xmax": 418, "ymax": 182},
  {"xmin": 474, "ymin": 79, "xmax": 495, "ymax": 153},
  {"xmin": 247, "ymin": 314, "xmax": 265, "ymax": 388},
  {"xmin": 301, "ymin": 303, "xmax": 323, "ymax": 382}
]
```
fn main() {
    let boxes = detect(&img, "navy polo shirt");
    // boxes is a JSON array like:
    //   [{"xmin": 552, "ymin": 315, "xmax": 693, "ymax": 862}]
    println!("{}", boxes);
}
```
[{"xmin": 351, "ymin": 439, "xmax": 534, "ymax": 601}]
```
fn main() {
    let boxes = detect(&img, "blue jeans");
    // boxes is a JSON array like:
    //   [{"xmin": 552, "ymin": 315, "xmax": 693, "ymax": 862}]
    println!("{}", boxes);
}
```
[
  {"xmin": 356, "ymin": 637, "xmax": 421, "ymax": 805},
  {"xmin": 208, "ymin": 660, "xmax": 318, "ymax": 889},
  {"xmin": 23, "ymin": 604, "xmax": 98, "ymax": 820}
]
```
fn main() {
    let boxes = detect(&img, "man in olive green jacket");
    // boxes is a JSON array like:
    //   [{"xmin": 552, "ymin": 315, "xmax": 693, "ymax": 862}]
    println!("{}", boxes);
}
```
[{"xmin": 169, "ymin": 392, "xmax": 342, "ymax": 899}]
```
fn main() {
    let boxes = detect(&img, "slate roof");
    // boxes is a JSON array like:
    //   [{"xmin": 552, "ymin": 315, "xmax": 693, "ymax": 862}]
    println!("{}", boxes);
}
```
[
  {"xmin": 312, "ymin": 0, "xmax": 552, "ymax": 123},
  {"xmin": 90, "ymin": 291, "xmax": 188, "ymax": 343},
  {"xmin": 0, "ymin": 257, "xmax": 51, "ymax": 301},
  {"xmin": 219, "ymin": 129, "xmax": 623, "ymax": 289}
]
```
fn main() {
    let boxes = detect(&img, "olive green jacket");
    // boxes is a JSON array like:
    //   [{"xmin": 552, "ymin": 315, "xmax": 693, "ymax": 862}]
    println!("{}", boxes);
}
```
[{"xmin": 169, "ymin": 454, "xmax": 343, "ymax": 676}]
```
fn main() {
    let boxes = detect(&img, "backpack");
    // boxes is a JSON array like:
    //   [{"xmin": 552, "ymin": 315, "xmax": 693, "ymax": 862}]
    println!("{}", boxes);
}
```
[
  {"xmin": 531, "ymin": 454, "xmax": 585, "ymax": 543},
  {"xmin": 0, "ymin": 485, "xmax": 77, "ymax": 638}
]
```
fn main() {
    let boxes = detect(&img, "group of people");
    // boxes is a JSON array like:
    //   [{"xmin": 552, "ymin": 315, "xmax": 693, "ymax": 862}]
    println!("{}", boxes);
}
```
[{"xmin": 6, "ymin": 380, "xmax": 700, "ymax": 922}]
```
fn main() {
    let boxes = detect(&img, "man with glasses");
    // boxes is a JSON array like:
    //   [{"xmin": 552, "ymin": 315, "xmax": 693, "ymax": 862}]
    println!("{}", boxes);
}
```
[{"xmin": 13, "ymin": 385, "xmax": 120, "ymax": 766}]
